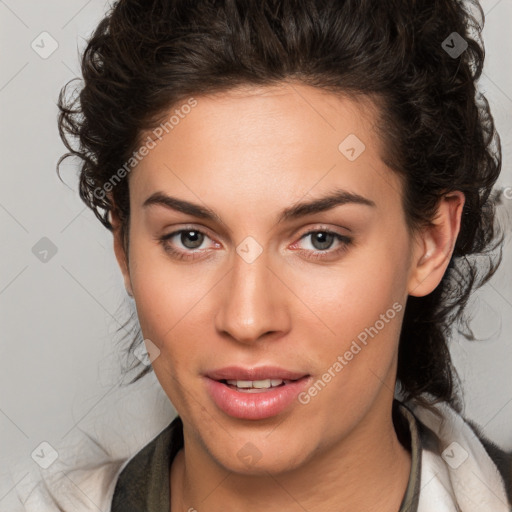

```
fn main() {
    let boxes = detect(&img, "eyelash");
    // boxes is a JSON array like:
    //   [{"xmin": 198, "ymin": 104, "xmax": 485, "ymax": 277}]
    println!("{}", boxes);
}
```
[{"xmin": 158, "ymin": 226, "xmax": 352, "ymax": 262}]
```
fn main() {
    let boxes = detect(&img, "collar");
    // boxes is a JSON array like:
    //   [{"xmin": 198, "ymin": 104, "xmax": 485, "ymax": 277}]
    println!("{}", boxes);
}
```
[{"xmin": 408, "ymin": 398, "xmax": 511, "ymax": 512}]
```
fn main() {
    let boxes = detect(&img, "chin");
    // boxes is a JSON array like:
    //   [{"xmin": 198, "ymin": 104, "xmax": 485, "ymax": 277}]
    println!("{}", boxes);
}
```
[{"xmin": 206, "ymin": 432, "xmax": 312, "ymax": 476}]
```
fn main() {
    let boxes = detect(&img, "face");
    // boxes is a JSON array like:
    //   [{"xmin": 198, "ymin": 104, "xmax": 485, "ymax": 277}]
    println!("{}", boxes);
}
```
[{"xmin": 113, "ymin": 82, "xmax": 433, "ymax": 475}]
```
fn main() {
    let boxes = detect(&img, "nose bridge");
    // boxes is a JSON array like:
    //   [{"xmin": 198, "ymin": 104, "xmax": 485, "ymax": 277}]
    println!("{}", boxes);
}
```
[{"xmin": 215, "ymin": 241, "xmax": 288, "ymax": 344}]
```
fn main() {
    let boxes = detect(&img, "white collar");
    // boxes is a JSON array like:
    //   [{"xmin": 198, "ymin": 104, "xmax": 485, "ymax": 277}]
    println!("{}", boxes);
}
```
[{"xmin": 408, "ymin": 398, "xmax": 510, "ymax": 511}]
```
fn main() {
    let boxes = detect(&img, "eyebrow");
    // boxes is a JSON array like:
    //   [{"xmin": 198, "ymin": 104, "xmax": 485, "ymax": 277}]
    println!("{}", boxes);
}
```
[{"xmin": 142, "ymin": 189, "xmax": 376, "ymax": 224}]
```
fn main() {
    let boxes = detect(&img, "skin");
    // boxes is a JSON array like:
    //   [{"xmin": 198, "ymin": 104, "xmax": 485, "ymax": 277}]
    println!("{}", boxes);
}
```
[{"xmin": 110, "ymin": 82, "xmax": 465, "ymax": 512}]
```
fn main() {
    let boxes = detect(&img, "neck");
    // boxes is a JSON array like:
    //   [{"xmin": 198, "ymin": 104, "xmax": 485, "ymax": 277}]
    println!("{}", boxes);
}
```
[{"xmin": 171, "ymin": 398, "xmax": 412, "ymax": 512}]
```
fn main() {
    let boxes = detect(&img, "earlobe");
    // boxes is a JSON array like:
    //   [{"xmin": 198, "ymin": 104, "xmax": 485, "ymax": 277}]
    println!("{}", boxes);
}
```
[
  {"xmin": 408, "ymin": 191, "xmax": 465, "ymax": 297},
  {"xmin": 110, "ymin": 203, "xmax": 134, "ymax": 298}
]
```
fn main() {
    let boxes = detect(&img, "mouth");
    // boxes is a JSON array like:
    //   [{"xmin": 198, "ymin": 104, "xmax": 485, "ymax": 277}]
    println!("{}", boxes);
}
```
[{"xmin": 204, "ymin": 366, "xmax": 311, "ymax": 420}]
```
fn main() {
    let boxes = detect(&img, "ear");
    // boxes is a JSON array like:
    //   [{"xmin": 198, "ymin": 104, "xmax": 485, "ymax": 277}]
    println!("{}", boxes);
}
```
[
  {"xmin": 408, "ymin": 191, "xmax": 465, "ymax": 297},
  {"xmin": 110, "ymin": 201, "xmax": 133, "ymax": 298}
]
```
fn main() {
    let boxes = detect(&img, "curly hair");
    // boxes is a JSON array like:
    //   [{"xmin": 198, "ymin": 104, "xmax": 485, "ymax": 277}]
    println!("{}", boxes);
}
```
[{"xmin": 57, "ymin": 0, "xmax": 503, "ymax": 413}]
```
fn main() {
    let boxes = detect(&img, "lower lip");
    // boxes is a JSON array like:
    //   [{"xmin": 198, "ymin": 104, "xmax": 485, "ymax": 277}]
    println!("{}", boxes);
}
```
[{"xmin": 204, "ymin": 377, "xmax": 311, "ymax": 420}]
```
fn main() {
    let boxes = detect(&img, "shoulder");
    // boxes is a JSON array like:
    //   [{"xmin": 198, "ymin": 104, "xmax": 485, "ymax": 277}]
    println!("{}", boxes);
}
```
[
  {"xmin": 3, "ymin": 429, "xmax": 134, "ymax": 512},
  {"xmin": 2, "ymin": 461, "xmax": 124, "ymax": 512},
  {"xmin": 110, "ymin": 415, "xmax": 183, "ymax": 511},
  {"xmin": 404, "ymin": 396, "xmax": 512, "ymax": 511}
]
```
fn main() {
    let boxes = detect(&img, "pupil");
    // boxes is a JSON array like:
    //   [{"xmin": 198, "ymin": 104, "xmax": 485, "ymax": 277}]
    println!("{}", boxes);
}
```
[
  {"xmin": 181, "ymin": 230, "xmax": 203, "ymax": 249},
  {"xmin": 312, "ymin": 232, "xmax": 333, "ymax": 251}
]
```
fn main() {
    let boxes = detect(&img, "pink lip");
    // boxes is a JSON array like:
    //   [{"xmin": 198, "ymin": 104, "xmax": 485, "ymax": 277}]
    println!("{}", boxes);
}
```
[{"xmin": 204, "ymin": 366, "xmax": 311, "ymax": 420}]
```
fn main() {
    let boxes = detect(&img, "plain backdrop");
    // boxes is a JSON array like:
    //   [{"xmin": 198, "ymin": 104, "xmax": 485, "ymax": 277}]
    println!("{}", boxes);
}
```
[{"xmin": 1, "ymin": 0, "xmax": 511, "ymax": 505}]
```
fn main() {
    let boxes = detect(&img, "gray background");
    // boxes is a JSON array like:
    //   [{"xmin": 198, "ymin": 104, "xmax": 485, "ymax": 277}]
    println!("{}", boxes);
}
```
[{"xmin": 1, "ymin": 0, "xmax": 511, "ymax": 505}]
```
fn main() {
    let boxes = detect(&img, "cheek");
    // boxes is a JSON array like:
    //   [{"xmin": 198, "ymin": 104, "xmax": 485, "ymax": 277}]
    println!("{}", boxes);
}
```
[
  {"xmin": 129, "ymin": 237, "xmax": 207, "ymax": 332},
  {"xmin": 291, "ymin": 235, "xmax": 410, "ymax": 406},
  {"xmin": 129, "ymin": 253, "xmax": 207, "ymax": 408},
  {"xmin": 298, "ymin": 240, "xmax": 408, "ymax": 339},
  {"xmin": 127, "ymin": 240, "xmax": 225, "ymax": 388}
]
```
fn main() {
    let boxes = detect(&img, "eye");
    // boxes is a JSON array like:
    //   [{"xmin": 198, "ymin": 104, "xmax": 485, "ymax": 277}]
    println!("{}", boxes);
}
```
[
  {"xmin": 174, "ymin": 230, "xmax": 206, "ymax": 249},
  {"xmin": 292, "ymin": 228, "xmax": 352, "ymax": 261},
  {"xmin": 158, "ymin": 227, "xmax": 217, "ymax": 260}
]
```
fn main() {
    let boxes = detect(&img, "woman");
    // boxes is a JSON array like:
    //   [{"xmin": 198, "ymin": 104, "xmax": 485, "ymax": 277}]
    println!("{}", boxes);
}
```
[{"xmin": 22, "ymin": 0, "xmax": 512, "ymax": 510}]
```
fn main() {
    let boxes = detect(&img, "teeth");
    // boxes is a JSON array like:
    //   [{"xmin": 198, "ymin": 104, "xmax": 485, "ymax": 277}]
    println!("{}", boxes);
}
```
[
  {"xmin": 230, "ymin": 380, "xmax": 253, "ymax": 388},
  {"xmin": 253, "ymin": 379, "xmax": 271, "ymax": 389},
  {"xmin": 226, "ymin": 379, "xmax": 285, "ymax": 389}
]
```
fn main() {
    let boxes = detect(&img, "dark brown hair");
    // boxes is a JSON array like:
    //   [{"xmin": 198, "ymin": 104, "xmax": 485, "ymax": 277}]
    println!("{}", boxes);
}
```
[{"xmin": 57, "ymin": 0, "xmax": 503, "ymax": 412}]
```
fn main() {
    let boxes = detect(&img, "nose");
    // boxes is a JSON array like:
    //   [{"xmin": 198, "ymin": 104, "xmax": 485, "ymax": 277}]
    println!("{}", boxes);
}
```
[{"xmin": 214, "ymin": 247, "xmax": 291, "ymax": 346}]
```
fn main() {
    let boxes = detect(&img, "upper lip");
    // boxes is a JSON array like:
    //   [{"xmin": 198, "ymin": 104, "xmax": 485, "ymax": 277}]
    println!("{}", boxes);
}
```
[{"xmin": 206, "ymin": 366, "xmax": 309, "ymax": 381}]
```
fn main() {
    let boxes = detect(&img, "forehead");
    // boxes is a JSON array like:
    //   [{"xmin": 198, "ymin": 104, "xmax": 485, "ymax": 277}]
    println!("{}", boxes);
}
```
[{"xmin": 130, "ymin": 83, "xmax": 402, "ymax": 213}]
